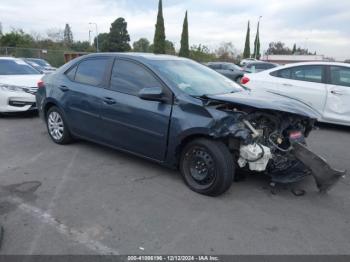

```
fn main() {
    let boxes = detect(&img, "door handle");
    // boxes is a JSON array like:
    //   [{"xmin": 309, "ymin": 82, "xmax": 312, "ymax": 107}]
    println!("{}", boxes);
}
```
[
  {"xmin": 331, "ymin": 90, "xmax": 344, "ymax": 95},
  {"xmin": 59, "ymin": 85, "xmax": 69, "ymax": 92},
  {"xmin": 282, "ymin": 83, "xmax": 292, "ymax": 87},
  {"xmin": 103, "ymin": 97, "xmax": 116, "ymax": 105}
]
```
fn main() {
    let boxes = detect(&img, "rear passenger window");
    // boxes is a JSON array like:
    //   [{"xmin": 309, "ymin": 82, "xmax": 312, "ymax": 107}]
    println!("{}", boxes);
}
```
[
  {"xmin": 279, "ymin": 68, "xmax": 292, "ymax": 79},
  {"xmin": 330, "ymin": 66, "xmax": 350, "ymax": 87},
  {"xmin": 75, "ymin": 58, "xmax": 109, "ymax": 86},
  {"xmin": 66, "ymin": 65, "xmax": 77, "ymax": 81},
  {"xmin": 291, "ymin": 66, "xmax": 323, "ymax": 83},
  {"xmin": 271, "ymin": 66, "xmax": 323, "ymax": 83},
  {"xmin": 110, "ymin": 60, "xmax": 161, "ymax": 95}
]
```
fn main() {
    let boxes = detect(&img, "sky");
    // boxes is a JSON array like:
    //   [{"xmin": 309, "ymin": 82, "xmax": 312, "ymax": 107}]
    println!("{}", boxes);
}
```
[{"xmin": 1, "ymin": 0, "xmax": 350, "ymax": 60}]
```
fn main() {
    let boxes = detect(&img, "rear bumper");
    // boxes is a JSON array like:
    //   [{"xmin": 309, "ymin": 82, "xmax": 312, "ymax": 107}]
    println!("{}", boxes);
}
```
[{"xmin": 0, "ymin": 91, "xmax": 36, "ymax": 113}]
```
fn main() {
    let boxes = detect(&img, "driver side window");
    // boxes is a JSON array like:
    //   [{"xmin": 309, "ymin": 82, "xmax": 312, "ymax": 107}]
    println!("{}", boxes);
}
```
[{"xmin": 110, "ymin": 60, "xmax": 162, "ymax": 95}]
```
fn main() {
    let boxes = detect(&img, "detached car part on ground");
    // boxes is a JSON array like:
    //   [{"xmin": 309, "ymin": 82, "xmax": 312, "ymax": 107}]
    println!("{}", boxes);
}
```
[{"xmin": 36, "ymin": 53, "xmax": 346, "ymax": 196}]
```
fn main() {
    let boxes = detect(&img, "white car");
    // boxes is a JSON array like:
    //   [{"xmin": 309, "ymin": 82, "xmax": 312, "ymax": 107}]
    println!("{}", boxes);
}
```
[
  {"xmin": 0, "ymin": 57, "xmax": 44, "ymax": 113},
  {"xmin": 240, "ymin": 58, "xmax": 258, "ymax": 67},
  {"xmin": 241, "ymin": 62, "xmax": 350, "ymax": 126}
]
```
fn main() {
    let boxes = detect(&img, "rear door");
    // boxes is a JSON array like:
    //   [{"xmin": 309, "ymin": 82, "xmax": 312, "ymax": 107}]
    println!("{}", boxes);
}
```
[
  {"xmin": 266, "ymin": 65, "xmax": 327, "ymax": 114},
  {"xmin": 99, "ymin": 58, "xmax": 173, "ymax": 161},
  {"xmin": 62, "ymin": 57, "xmax": 113, "ymax": 139},
  {"xmin": 323, "ymin": 65, "xmax": 350, "ymax": 123}
]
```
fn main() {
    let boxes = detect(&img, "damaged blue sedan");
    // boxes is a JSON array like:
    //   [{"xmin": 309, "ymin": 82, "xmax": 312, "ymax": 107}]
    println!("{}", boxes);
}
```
[{"xmin": 36, "ymin": 53, "xmax": 346, "ymax": 196}]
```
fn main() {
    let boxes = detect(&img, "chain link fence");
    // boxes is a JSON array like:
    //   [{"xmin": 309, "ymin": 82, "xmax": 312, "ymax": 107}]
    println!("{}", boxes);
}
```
[{"xmin": 0, "ymin": 46, "xmax": 73, "ymax": 67}]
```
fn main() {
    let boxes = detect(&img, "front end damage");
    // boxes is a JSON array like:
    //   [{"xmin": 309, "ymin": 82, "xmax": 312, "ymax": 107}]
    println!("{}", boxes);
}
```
[{"xmin": 207, "ymin": 102, "xmax": 346, "ymax": 192}]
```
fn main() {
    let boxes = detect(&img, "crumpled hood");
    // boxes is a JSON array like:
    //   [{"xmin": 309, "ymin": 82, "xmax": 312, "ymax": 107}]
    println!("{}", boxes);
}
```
[
  {"xmin": 0, "ymin": 74, "xmax": 43, "ymax": 87},
  {"xmin": 207, "ymin": 89, "xmax": 321, "ymax": 119}
]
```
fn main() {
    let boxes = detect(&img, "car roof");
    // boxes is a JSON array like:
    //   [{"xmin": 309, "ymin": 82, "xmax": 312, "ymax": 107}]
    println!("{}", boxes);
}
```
[
  {"xmin": 275, "ymin": 61, "xmax": 350, "ymax": 68},
  {"xmin": 83, "ymin": 52, "xmax": 186, "ymax": 62},
  {"xmin": 0, "ymin": 57, "xmax": 19, "ymax": 60},
  {"xmin": 207, "ymin": 62, "xmax": 234, "ymax": 65}
]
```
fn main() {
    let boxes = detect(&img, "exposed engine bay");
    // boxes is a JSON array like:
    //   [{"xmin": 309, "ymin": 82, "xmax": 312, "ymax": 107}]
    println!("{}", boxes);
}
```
[{"xmin": 208, "ymin": 101, "xmax": 346, "ymax": 192}]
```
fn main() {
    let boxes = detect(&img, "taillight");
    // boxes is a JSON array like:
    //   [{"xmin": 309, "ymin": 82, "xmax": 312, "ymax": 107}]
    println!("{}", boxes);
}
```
[
  {"xmin": 241, "ymin": 76, "xmax": 250, "ymax": 85},
  {"xmin": 37, "ymin": 80, "xmax": 45, "ymax": 88}
]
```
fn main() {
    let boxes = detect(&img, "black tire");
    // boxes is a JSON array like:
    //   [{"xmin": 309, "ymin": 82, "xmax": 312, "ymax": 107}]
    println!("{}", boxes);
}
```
[
  {"xmin": 180, "ymin": 138, "xmax": 235, "ymax": 196},
  {"xmin": 46, "ymin": 106, "xmax": 72, "ymax": 145}
]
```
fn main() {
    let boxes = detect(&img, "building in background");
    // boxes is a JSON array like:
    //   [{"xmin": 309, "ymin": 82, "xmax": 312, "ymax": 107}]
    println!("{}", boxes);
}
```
[{"xmin": 262, "ymin": 54, "xmax": 326, "ymax": 65}]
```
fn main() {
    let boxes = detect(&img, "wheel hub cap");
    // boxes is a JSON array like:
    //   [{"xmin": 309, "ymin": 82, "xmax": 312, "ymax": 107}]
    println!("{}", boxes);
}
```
[{"xmin": 48, "ymin": 112, "xmax": 64, "ymax": 140}]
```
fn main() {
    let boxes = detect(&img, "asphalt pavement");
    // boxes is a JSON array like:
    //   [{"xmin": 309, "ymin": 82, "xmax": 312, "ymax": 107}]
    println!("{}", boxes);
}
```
[{"xmin": 0, "ymin": 112, "xmax": 349, "ymax": 255}]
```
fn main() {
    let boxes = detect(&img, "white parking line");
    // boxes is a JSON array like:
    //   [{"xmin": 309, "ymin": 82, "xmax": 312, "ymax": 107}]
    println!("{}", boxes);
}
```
[{"xmin": 8, "ymin": 196, "xmax": 120, "ymax": 255}]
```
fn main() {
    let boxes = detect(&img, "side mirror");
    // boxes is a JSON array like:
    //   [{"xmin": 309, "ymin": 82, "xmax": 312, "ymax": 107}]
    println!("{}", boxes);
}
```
[{"xmin": 138, "ymin": 87, "xmax": 165, "ymax": 102}]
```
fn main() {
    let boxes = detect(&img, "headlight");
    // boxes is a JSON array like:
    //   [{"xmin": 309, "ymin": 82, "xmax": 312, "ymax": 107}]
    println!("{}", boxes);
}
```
[{"xmin": 0, "ymin": 83, "xmax": 26, "ymax": 92}]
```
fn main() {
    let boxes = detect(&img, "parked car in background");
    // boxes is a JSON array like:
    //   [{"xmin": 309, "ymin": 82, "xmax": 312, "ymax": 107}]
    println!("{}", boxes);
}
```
[
  {"xmin": 23, "ymin": 58, "xmax": 56, "ymax": 74},
  {"xmin": 243, "ymin": 61, "xmax": 278, "ymax": 73},
  {"xmin": 240, "ymin": 58, "xmax": 258, "ymax": 66},
  {"xmin": 207, "ymin": 62, "xmax": 244, "ymax": 82},
  {"xmin": 0, "ymin": 57, "xmax": 43, "ymax": 113},
  {"xmin": 241, "ymin": 62, "xmax": 350, "ymax": 126},
  {"xmin": 36, "ymin": 53, "xmax": 344, "ymax": 196}
]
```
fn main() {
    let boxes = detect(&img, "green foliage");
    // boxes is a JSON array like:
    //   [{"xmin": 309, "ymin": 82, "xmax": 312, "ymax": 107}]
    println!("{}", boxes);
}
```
[
  {"xmin": 149, "ymin": 40, "xmax": 175, "ymax": 55},
  {"xmin": 95, "ymin": 33, "xmax": 109, "ymax": 52},
  {"xmin": 179, "ymin": 11, "xmax": 189, "ymax": 58},
  {"xmin": 108, "ymin": 18, "xmax": 131, "ymax": 52},
  {"xmin": 243, "ymin": 21, "xmax": 250, "ymax": 58},
  {"xmin": 189, "ymin": 44, "xmax": 216, "ymax": 62},
  {"xmin": 0, "ymin": 29, "xmax": 34, "ymax": 47},
  {"xmin": 266, "ymin": 41, "xmax": 315, "ymax": 55},
  {"xmin": 252, "ymin": 22, "xmax": 260, "ymax": 59},
  {"xmin": 71, "ymin": 41, "xmax": 95, "ymax": 52},
  {"xmin": 63, "ymin": 24, "xmax": 74, "ymax": 47},
  {"xmin": 153, "ymin": 0, "xmax": 166, "ymax": 54},
  {"xmin": 133, "ymin": 38, "xmax": 150, "ymax": 52}
]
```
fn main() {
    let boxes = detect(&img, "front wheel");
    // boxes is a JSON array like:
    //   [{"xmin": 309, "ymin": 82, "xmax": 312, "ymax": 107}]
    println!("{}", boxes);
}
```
[
  {"xmin": 180, "ymin": 138, "xmax": 235, "ymax": 196},
  {"xmin": 46, "ymin": 106, "xmax": 72, "ymax": 144}
]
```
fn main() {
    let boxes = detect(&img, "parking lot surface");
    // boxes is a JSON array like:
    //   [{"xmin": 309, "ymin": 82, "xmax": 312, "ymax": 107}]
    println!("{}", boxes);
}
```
[{"xmin": 0, "ymin": 113, "xmax": 350, "ymax": 255}]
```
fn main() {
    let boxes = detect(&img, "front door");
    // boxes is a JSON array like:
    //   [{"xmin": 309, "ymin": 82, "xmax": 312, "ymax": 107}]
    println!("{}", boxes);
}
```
[
  {"xmin": 100, "ymin": 58, "xmax": 172, "ymax": 161},
  {"xmin": 324, "ymin": 65, "xmax": 350, "ymax": 124}
]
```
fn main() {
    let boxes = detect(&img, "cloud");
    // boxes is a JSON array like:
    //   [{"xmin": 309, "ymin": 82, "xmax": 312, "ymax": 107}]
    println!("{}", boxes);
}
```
[{"xmin": 0, "ymin": 0, "xmax": 349, "ymax": 60}]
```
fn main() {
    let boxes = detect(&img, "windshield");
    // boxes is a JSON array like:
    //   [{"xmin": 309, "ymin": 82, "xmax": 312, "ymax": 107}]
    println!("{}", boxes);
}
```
[
  {"xmin": 27, "ymin": 58, "xmax": 50, "ymax": 67},
  {"xmin": 150, "ymin": 59, "xmax": 242, "ymax": 96},
  {"xmin": 0, "ymin": 59, "xmax": 41, "ymax": 75}
]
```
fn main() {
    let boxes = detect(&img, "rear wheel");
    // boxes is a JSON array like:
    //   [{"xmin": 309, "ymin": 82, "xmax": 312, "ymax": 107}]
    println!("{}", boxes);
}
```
[
  {"xmin": 46, "ymin": 106, "xmax": 72, "ymax": 144},
  {"xmin": 180, "ymin": 138, "xmax": 235, "ymax": 196}
]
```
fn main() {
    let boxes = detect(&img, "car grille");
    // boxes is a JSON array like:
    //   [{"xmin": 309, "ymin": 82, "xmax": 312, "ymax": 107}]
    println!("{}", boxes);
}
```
[{"xmin": 23, "ymin": 87, "xmax": 38, "ymax": 95}]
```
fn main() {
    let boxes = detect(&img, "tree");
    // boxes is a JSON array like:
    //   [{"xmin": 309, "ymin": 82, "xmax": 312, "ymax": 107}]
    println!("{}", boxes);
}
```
[
  {"xmin": 153, "ymin": 0, "xmax": 166, "ymax": 54},
  {"xmin": 0, "ymin": 29, "xmax": 34, "ymax": 47},
  {"xmin": 95, "ymin": 33, "xmax": 109, "ymax": 52},
  {"xmin": 0, "ymin": 22, "xmax": 3, "ymax": 37},
  {"xmin": 190, "ymin": 44, "xmax": 216, "ymax": 62},
  {"xmin": 149, "ymin": 40, "xmax": 175, "ymax": 55},
  {"xmin": 252, "ymin": 21, "xmax": 260, "ymax": 59},
  {"xmin": 292, "ymin": 43, "xmax": 296, "ymax": 54},
  {"xmin": 215, "ymin": 42, "xmax": 238, "ymax": 61},
  {"xmin": 179, "ymin": 11, "xmax": 189, "ymax": 57},
  {"xmin": 243, "ymin": 21, "xmax": 250, "ymax": 58},
  {"xmin": 63, "ymin": 23, "xmax": 73, "ymax": 47},
  {"xmin": 266, "ymin": 41, "xmax": 292, "ymax": 55},
  {"xmin": 71, "ymin": 41, "xmax": 94, "ymax": 52},
  {"xmin": 108, "ymin": 17, "xmax": 131, "ymax": 52},
  {"xmin": 133, "ymin": 38, "xmax": 150, "ymax": 52},
  {"xmin": 46, "ymin": 28, "xmax": 64, "ymax": 42}
]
